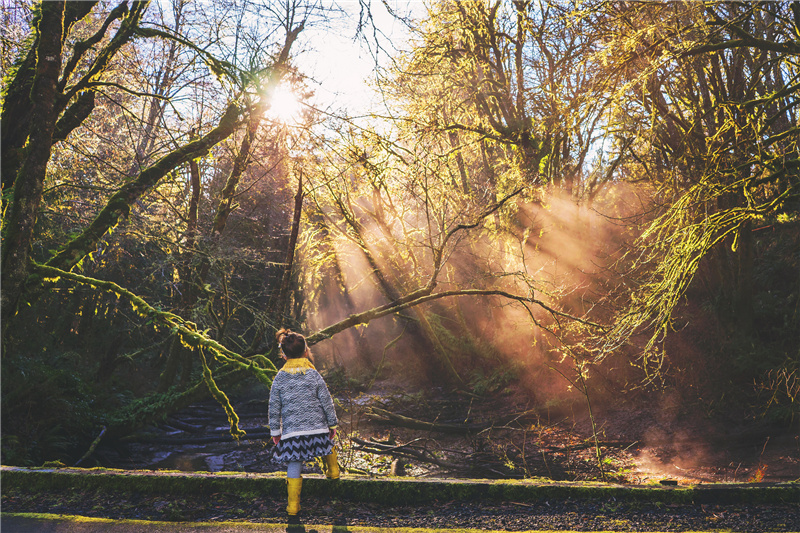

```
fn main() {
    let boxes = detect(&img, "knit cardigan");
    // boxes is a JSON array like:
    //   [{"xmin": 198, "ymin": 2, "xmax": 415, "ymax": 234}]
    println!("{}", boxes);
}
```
[{"xmin": 268, "ymin": 358, "xmax": 338, "ymax": 439}]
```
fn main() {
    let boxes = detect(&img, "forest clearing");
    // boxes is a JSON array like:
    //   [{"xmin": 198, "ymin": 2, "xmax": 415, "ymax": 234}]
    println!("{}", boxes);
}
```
[{"xmin": 1, "ymin": 0, "xmax": 799, "ymax": 530}]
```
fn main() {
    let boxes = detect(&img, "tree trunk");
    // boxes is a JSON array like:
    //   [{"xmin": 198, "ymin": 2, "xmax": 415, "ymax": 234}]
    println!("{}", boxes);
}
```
[
  {"xmin": 442, "ymin": 105, "xmax": 470, "ymax": 193},
  {"xmin": 1, "ymin": 1, "xmax": 67, "ymax": 335},
  {"xmin": 160, "ymin": 154, "xmax": 202, "ymax": 393},
  {"xmin": 275, "ymin": 170, "xmax": 304, "ymax": 321},
  {"xmin": 129, "ymin": 5, "xmax": 183, "ymax": 175},
  {"xmin": 734, "ymin": 219, "xmax": 755, "ymax": 332},
  {"xmin": 186, "ymin": 157, "xmax": 201, "ymax": 248},
  {"xmin": 210, "ymin": 110, "xmax": 263, "ymax": 239},
  {"xmin": 2, "ymin": 1, "xmax": 151, "ymax": 336},
  {"xmin": 158, "ymin": 335, "xmax": 185, "ymax": 393},
  {"xmin": 0, "ymin": 1, "xmax": 97, "ymax": 190},
  {"xmin": 190, "ymin": 106, "xmax": 263, "ymax": 311}
]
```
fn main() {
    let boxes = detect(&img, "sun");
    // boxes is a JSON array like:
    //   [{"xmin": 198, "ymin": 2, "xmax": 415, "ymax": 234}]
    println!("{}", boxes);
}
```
[{"xmin": 268, "ymin": 84, "xmax": 303, "ymax": 124}]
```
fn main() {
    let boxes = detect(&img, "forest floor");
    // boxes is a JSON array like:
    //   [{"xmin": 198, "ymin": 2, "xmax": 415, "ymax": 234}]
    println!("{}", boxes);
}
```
[{"xmin": 92, "ymin": 376, "xmax": 800, "ymax": 485}]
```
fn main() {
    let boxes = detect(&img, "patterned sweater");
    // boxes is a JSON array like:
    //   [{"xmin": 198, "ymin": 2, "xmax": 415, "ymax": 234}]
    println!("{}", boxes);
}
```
[{"xmin": 268, "ymin": 358, "xmax": 338, "ymax": 439}]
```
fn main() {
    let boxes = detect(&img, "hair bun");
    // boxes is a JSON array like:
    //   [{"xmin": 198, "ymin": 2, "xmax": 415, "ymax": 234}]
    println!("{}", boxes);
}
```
[
  {"xmin": 276, "ymin": 329, "xmax": 307, "ymax": 358},
  {"xmin": 275, "ymin": 328, "xmax": 291, "ymax": 343}
]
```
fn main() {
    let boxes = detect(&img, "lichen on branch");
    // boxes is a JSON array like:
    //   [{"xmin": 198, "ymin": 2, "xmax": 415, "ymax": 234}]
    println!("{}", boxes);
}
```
[{"xmin": 30, "ymin": 262, "xmax": 276, "ymax": 438}]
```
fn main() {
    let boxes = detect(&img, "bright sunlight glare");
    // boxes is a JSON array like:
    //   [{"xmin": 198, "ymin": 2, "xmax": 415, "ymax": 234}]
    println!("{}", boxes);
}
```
[{"xmin": 268, "ymin": 84, "xmax": 302, "ymax": 124}]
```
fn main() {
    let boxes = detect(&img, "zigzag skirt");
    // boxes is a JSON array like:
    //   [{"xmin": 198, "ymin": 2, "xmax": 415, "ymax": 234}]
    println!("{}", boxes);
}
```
[{"xmin": 273, "ymin": 433, "xmax": 333, "ymax": 463}]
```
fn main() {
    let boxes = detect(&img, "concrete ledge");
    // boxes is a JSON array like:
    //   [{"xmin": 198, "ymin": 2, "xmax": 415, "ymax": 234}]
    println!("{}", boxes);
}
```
[{"xmin": 2, "ymin": 466, "xmax": 798, "ymax": 505}]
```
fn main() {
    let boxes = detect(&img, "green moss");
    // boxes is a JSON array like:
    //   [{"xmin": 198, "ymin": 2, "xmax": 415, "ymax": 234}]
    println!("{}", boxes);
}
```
[
  {"xmin": 199, "ymin": 349, "xmax": 245, "ymax": 439},
  {"xmin": 2, "ymin": 467, "xmax": 798, "ymax": 508},
  {"xmin": 1, "ymin": 513, "xmax": 287, "ymax": 530}
]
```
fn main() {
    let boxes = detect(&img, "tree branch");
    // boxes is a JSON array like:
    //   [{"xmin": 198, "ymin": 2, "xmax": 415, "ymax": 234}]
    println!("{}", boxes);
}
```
[
  {"xmin": 58, "ymin": 1, "xmax": 128, "ymax": 92},
  {"xmin": 60, "ymin": 1, "xmax": 149, "ymax": 105},
  {"xmin": 30, "ymin": 263, "xmax": 277, "ymax": 386},
  {"xmin": 45, "ymin": 102, "xmax": 242, "ymax": 273},
  {"xmin": 306, "ymin": 287, "xmax": 603, "ymax": 345}
]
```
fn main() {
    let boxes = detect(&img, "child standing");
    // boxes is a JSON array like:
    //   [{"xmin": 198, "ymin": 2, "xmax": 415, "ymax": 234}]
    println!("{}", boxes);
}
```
[{"xmin": 269, "ymin": 329, "xmax": 340, "ymax": 519}]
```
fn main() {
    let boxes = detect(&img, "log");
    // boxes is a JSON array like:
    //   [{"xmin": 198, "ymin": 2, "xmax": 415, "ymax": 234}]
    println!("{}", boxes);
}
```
[
  {"xmin": 365, "ymin": 407, "xmax": 489, "ymax": 434},
  {"xmin": 124, "ymin": 430, "xmax": 273, "ymax": 445},
  {"xmin": 365, "ymin": 407, "xmax": 541, "ymax": 434},
  {"xmin": 544, "ymin": 440, "xmax": 638, "ymax": 453},
  {"xmin": 74, "ymin": 426, "xmax": 106, "ymax": 467},
  {"xmin": 351, "ymin": 436, "xmax": 461, "ymax": 470}
]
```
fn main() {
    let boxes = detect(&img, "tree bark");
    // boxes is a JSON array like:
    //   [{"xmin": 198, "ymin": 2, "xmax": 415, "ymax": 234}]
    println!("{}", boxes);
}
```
[
  {"xmin": 1, "ymin": 1, "xmax": 67, "ymax": 334},
  {"xmin": 2, "ymin": 0, "xmax": 150, "ymax": 335},
  {"xmin": 734, "ymin": 219, "xmax": 755, "ymax": 332},
  {"xmin": 442, "ymin": 105, "xmax": 470, "ymax": 193},
  {"xmin": 210, "ymin": 110, "xmax": 263, "ymax": 238},
  {"xmin": 186, "ymin": 157, "xmax": 202, "ymax": 249},
  {"xmin": 192, "ymin": 103, "xmax": 264, "ymax": 299},
  {"xmin": 275, "ymin": 170, "xmax": 304, "ymax": 321},
  {"xmin": 191, "ymin": 21, "xmax": 303, "ymax": 331},
  {"xmin": 0, "ymin": 1, "xmax": 97, "ymax": 190},
  {"xmin": 305, "ymin": 287, "xmax": 600, "ymax": 346}
]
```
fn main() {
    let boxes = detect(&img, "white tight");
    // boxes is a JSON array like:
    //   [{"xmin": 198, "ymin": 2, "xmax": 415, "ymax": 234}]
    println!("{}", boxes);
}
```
[{"xmin": 287, "ymin": 461, "xmax": 302, "ymax": 479}]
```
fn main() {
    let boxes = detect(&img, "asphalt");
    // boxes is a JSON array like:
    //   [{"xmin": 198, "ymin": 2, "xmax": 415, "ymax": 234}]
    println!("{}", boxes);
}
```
[
  {"xmin": 0, "ymin": 513, "xmax": 739, "ymax": 533},
  {"xmin": 2, "ymin": 514, "xmax": 343, "ymax": 533}
]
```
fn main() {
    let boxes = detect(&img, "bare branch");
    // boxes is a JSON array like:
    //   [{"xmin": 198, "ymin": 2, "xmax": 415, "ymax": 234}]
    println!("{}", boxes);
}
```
[{"xmin": 306, "ymin": 287, "xmax": 603, "ymax": 346}]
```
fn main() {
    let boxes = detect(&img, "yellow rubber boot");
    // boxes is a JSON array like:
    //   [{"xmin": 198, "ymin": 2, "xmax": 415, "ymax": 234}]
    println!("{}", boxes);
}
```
[
  {"xmin": 286, "ymin": 477, "xmax": 302, "ymax": 516},
  {"xmin": 323, "ymin": 448, "xmax": 340, "ymax": 480}
]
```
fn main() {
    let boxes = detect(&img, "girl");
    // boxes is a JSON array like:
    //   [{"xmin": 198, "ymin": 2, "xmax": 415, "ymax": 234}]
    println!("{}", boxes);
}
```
[{"xmin": 269, "ymin": 328, "xmax": 340, "ymax": 518}]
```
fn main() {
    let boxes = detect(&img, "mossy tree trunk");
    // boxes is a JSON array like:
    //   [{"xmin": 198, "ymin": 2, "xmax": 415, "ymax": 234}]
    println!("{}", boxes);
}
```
[
  {"xmin": 191, "ymin": 98, "xmax": 266, "ymax": 299},
  {"xmin": 1, "ymin": 1, "xmax": 68, "ymax": 337},
  {"xmin": 0, "ymin": 1, "xmax": 97, "ymax": 191},
  {"xmin": 153, "ymin": 19, "xmax": 304, "ymax": 389},
  {"xmin": 160, "ymin": 101, "xmax": 268, "ymax": 386},
  {"xmin": 1, "ymin": 0, "xmax": 148, "ymax": 338}
]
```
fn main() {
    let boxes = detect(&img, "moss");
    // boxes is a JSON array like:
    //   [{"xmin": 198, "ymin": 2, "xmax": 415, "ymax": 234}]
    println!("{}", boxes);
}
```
[
  {"xmin": 30, "ymin": 263, "xmax": 277, "ymax": 392},
  {"xmin": 2, "ymin": 513, "xmax": 288, "ymax": 530},
  {"xmin": 3, "ymin": 467, "xmax": 796, "ymax": 508},
  {"xmin": 200, "ymin": 350, "xmax": 245, "ymax": 439}
]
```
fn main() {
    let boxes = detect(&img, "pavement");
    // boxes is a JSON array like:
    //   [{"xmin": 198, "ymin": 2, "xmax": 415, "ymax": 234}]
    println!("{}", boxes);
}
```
[
  {"xmin": 0, "ymin": 513, "xmax": 730, "ymax": 533},
  {"xmin": 2, "ymin": 514, "xmax": 349, "ymax": 533}
]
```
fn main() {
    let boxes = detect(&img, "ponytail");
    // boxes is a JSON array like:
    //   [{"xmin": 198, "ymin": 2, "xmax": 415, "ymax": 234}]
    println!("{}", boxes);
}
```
[{"xmin": 276, "ymin": 328, "xmax": 307, "ymax": 359}]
